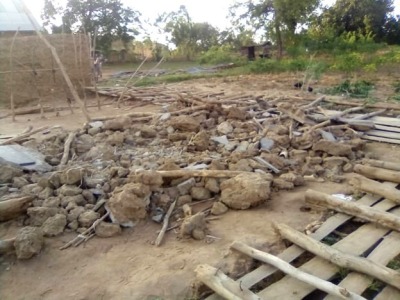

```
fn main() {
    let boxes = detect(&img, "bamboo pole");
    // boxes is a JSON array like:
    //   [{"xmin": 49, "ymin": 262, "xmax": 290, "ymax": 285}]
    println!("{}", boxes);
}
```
[
  {"xmin": 92, "ymin": 28, "xmax": 101, "ymax": 109},
  {"xmin": 354, "ymin": 164, "xmax": 400, "ymax": 183},
  {"xmin": 231, "ymin": 241, "xmax": 366, "ymax": 300},
  {"xmin": 21, "ymin": 3, "xmax": 91, "ymax": 122},
  {"xmin": 9, "ymin": 28, "xmax": 19, "ymax": 122},
  {"xmin": 195, "ymin": 264, "xmax": 260, "ymax": 300},
  {"xmin": 349, "ymin": 174, "xmax": 400, "ymax": 204},
  {"xmin": 273, "ymin": 222, "xmax": 400, "ymax": 290},
  {"xmin": 305, "ymin": 189, "xmax": 400, "ymax": 232},
  {"xmin": 30, "ymin": 47, "xmax": 44, "ymax": 119}
]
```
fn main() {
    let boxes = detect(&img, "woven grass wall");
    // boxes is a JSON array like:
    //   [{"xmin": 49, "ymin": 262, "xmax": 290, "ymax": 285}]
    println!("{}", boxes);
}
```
[{"xmin": 0, "ymin": 33, "xmax": 92, "ymax": 108}]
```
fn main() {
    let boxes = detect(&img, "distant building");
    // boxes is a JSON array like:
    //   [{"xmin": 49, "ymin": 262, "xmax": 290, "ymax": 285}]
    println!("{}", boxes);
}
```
[{"xmin": 0, "ymin": 0, "xmax": 41, "ymax": 36}]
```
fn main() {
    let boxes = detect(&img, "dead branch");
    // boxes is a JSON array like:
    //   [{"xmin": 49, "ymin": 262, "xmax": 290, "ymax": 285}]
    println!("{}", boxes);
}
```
[
  {"xmin": 155, "ymin": 199, "xmax": 177, "ymax": 246},
  {"xmin": 231, "ymin": 241, "xmax": 366, "ymax": 300},
  {"xmin": 0, "ymin": 196, "xmax": 35, "ymax": 221},
  {"xmin": 0, "ymin": 126, "xmax": 50, "ymax": 145},
  {"xmin": 349, "ymin": 174, "xmax": 400, "ymax": 204},
  {"xmin": 305, "ymin": 189, "xmax": 400, "ymax": 232},
  {"xmin": 301, "ymin": 96, "xmax": 325, "ymax": 109},
  {"xmin": 274, "ymin": 222, "xmax": 400, "ymax": 290},
  {"xmin": 58, "ymin": 131, "xmax": 76, "ymax": 169},
  {"xmin": 354, "ymin": 164, "xmax": 400, "ymax": 183},
  {"xmin": 195, "ymin": 264, "xmax": 260, "ymax": 300},
  {"xmin": 353, "ymin": 109, "xmax": 386, "ymax": 120},
  {"xmin": 252, "ymin": 157, "xmax": 280, "ymax": 174}
]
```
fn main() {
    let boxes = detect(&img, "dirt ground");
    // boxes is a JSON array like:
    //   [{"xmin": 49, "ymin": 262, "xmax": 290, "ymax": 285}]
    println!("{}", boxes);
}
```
[{"xmin": 0, "ymin": 72, "xmax": 399, "ymax": 300}]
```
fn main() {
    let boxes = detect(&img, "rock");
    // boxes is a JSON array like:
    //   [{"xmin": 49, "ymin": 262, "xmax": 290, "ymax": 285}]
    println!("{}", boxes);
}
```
[
  {"xmin": 227, "ymin": 107, "xmax": 247, "ymax": 121},
  {"xmin": 177, "ymin": 178, "xmax": 196, "ymax": 195},
  {"xmin": 14, "ymin": 227, "xmax": 44, "ymax": 260},
  {"xmin": 88, "ymin": 127, "xmax": 101, "ymax": 136},
  {"xmin": 170, "ymin": 116, "xmax": 200, "ymax": 132},
  {"xmin": 13, "ymin": 177, "xmax": 29, "ymax": 189},
  {"xmin": 107, "ymin": 131, "xmax": 125, "ymax": 146},
  {"xmin": 95, "ymin": 222, "xmax": 121, "ymax": 238},
  {"xmin": 38, "ymin": 187, "xmax": 54, "ymax": 199},
  {"xmin": 180, "ymin": 212, "xmax": 208, "ymax": 240},
  {"xmin": 130, "ymin": 171, "xmax": 163, "ymax": 188},
  {"xmin": 205, "ymin": 178, "xmax": 220, "ymax": 193},
  {"xmin": 211, "ymin": 135, "xmax": 229, "ymax": 146},
  {"xmin": 279, "ymin": 173, "xmax": 305, "ymax": 186},
  {"xmin": 78, "ymin": 210, "xmax": 100, "ymax": 228},
  {"xmin": 84, "ymin": 173, "xmax": 108, "ymax": 188},
  {"xmin": 107, "ymin": 183, "xmax": 151, "ymax": 226},
  {"xmin": 177, "ymin": 195, "xmax": 192, "ymax": 206},
  {"xmin": 65, "ymin": 201, "xmax": 78, "ymax": 212},
  {"xmin": 323, "ymin": 157, "xmax": 349, "ymax": 169},
  {"xmin": 140, "ymin": 125, "xmax": 157, "ymax": 138},
  {"xmin": 168, "ymin": 132, "xmax": 190, "ymax": 142},
  {"xmin": 211, "ymin": 202, "xmax": 228, "ymax": 215},
  {"xmin": 82, "ymin": 190, "xmax": 96, "ymax": 204},
  {"xmin": 21, "ymin": 183, "xmax": 43, "ymax": 196},
  {"xmin": 41, "ymin": 214, "xmax": 67, "ymax": 237},
  {"xmin": 83, "ymin": 144, "xmax": 116, "ymax": 161},
  {"xmin": 229, "ymin": 159, "xmax": 253, "ymax": 172},
  {"xmin": 48, "ymin": 173, "xmax": 61, "ymax": 188},
  {"xmin": 217, "ymin": 121, "xmax": 233, "ymax": 135},
  {"xmin": 103, "ymin": 118, "xmax": 130, "ymax": 131},
  {"xmin": 59, "ymin": 185, "xmax": 82, "ymax": 196},
  {"xmin": 343, "ymin": 163, "xmax": 354, "ymax": 173},
  {"xmin": 190, "ymin": 187, "xmax": 211, "ymax": 200},
  {"xmin": 67, "ymin": 220, "xmax": 79, "ymax": 231},
  {"xmin": 234, "ymin": 141, "xmax": 249, "ymax": 152},
  {"xmin": 273, "ymin": 178, "xmax": 295, "ymax": 190},
  {"xmin": 0, "ymin": 159, "xmax": 23, "ymax": 183},
  {"xmin": 191, "ymin": 131, "xmax": 209, "ymax": 151},
  {"xmin": 61, "ymin": 195, "xmax": 86, "ymax": 208},
  {"xmin": 313, "ymin": 141, "xmax": 353, "ymax": 157},
  {"xmin": 75, "ymin": 134, "xmax": 94, "ymax": 154},
  {"xmin": 42, "ymin": 197, "xmax": 61, "ymax": 208},
  {"xmin": 217, "ymin": 250, "xmax": 255, "ymax": 280},
  {"xmin": 67, "ymin": 206, "xmax": 85, "ymax": 222},
  {"xmin": 260, "ymin": 138, "xmax": 275, "ymax": 151},
  {"xmin": 59, "ymin": 168, "xmax": 84, "ymax": 185},
  {"xmin": 27, "ymin": 207, "xmax": 59, "ymax": 226},
  {"xmin": 220, "ymin": 173, "xmax": 272, "ymax": 209}
]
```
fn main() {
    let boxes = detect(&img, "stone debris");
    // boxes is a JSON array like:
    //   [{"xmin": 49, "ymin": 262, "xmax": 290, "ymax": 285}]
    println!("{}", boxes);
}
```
[{"xmin": 14, "ymin": 227, "xmax": 44, "ymax": 259}]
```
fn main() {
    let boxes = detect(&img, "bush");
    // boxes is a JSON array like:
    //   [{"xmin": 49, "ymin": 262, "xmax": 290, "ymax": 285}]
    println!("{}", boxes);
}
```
[
  {"xmin": 331, "ymin": 52, "xmax": 364, "ymax": 74},
  {"xmin": 325, "ymin": 80, "xmax": 374, "ymax": 98},
  {"xmin": 198, "ymin": 46, "xmax": 245, "ymax": 65}
]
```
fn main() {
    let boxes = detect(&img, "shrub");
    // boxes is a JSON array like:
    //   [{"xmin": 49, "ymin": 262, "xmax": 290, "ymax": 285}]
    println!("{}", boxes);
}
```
[
  {"xmin": 325, "ymin": 80, "xmax": 374, "ymax": 98},
  {"xmin": 198, "ymin": 46, "xmax": 245, "ymax": 65}
]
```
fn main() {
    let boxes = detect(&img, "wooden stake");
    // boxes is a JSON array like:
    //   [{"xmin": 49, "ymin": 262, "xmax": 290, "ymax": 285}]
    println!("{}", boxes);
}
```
[
  {"xmin": 231, "ymin": 241, "xmax": 366, "ymax": 300},
  {"xmin": 274, "ymin": 222, "xmax": 400, "ymax": 290},
  {"xmin": 9, "ymin": 28, "xmax": 19, "ymax": 122},
  {"xmin": 59, "ymin": 131, "xmax": 76, "ymax": 168},
  {"xmin": 195, "ymin": 264, "xmax": 260, "ymax": 300},
  {"xmin": 349, "ymin": 174, "xmax": 400, "ymax": 204},
  {"xmin": 354, "ymin": 164, "xmax": 400, "ymax": 183},
  {"xmin": 305, "ymin": 189, "xmax": 400, "ymax": 232},
  {"xmin": 155, "ymin": 199, "xmax": 176, "ymax": 246},
  {"xmin": 22, "ymin": 3, "xmax": 91, "ymax": 122}
]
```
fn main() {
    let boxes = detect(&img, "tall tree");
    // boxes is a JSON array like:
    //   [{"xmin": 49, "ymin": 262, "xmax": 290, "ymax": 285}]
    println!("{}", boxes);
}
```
[
  {"xmin": 42, "ymin": 0, "xmax": 141, "ymax": 54},
  {"xmin": 320, "ymin": 0, "xmax": 394, "ymax": 40},
  {"xmin": 230, "ymin": 0, "xmax": 320, "ymax": 57}
]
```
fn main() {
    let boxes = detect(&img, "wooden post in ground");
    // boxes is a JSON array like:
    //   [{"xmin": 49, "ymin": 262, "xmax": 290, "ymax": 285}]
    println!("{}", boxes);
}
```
[
  {"xmin": 9, "ymin": 29, "xmax": 19, "ymax": 122},
  {"xmin": 22, "ymin": 3, "xmax": 91, "ymax": 122}
]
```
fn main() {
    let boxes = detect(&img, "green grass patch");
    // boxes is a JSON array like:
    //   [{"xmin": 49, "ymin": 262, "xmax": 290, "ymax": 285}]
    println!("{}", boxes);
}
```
[{"xmin": 325, "ymin": 80, "xmax": 374, "ymax": 98}]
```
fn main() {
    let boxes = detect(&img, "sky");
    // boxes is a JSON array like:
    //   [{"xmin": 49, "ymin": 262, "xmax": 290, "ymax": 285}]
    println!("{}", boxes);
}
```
[{"xmin": 25, "ymin": 0, "xmax": 400, "ymax": 36}]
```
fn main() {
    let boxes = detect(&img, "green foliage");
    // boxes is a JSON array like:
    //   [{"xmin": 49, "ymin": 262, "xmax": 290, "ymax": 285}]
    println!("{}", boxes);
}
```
[
  {"xmin": 331, "ymin": 52, "xmax": 364, "ymax": 74},
  {"xmin": 326, "ymin": 80, "xmax": 374, "ymax": 98},
  {"xmin": 198, "ymin": 46, "xmax": 245, "ymax": 65},
  {"xmin": 387, "ymin": 256, "xmax": 400, "ymax": 270}
]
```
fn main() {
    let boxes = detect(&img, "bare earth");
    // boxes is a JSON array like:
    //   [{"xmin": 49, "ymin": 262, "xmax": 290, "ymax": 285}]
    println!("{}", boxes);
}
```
[{"xmin": 0, "ymin": 73, "xmax": 399, "ymax": 300}]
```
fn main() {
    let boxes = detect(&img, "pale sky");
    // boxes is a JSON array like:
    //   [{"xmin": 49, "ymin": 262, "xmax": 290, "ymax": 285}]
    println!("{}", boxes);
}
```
[{"xmin": 25, "ymin": 0, "xmax": 400, "ymax": 36}]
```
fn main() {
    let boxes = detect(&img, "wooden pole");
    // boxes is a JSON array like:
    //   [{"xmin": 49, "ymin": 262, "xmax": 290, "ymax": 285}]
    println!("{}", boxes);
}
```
[
  {"xmin": 349, "ymin": 174, "xmax": 400, "ymax": 204},
  {"xmin": 58, "ymin": 131, "xmax": 76, "ymax": 168},
  {"xmin": 138, "ymin": 169, "xmax": 263, "ymax": 179},
  {"xmin": 0, "ymin": 126, "xmax": 49, "ymax": 145},
  {"xmin": 231, "ymin": 241, "xmax": 366, "ymax": 300},
  {"xmin": 195, "ymin": 264, "xmax": 260, "ymax": 300},
  {"xmin": 21, "ymin": 3, "xmax": 91, "ymax": 122},
  {"xmin": 92, "ymin": 28, "xmax": 101, "ymax": 109},
  {"xmin": 273, "ymin": 222, "xmax": 400, "ymax": 290},
  {"xmin": 9, "ymin": 28, "xmax": 19, "ymax": 122},
  {"xmin": 305, "ymin": 189, "xmax": 400, "ymax": 232},
  {"xmin": 363, "ymin": 159, "xmax": 400, "ymax": 172},
  {"xmin": 154, "ymin": 199, "xmax": 176, "ymax": 246},
  {"xmin": 354, "ymin": 164, "xmax": 400, "ymax": 183}
]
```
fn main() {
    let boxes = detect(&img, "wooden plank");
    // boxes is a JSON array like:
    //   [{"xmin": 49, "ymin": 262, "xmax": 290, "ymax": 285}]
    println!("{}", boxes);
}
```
[
  {"xmin": 375, "ymin": 124, "xmax": 400, "ymax": 133},
  {"xmin": 374, "ymin": 286, "xmax": 400, "ymax": 300},
  {"xmin": 257, "ymin": 206, "xmax": 400, "ymax": 299},
  {"xmin": 324, "ymin": 231, "xmax": 400, "ymax": 299},
  {"xmin": 206, "ymin": 187, "xmax": 396, "ymax": 300},
  {"xmin": 206, "ymin": 185, "xmax": 397, "ymax": 300},
  {"xmin": 365, "ymin": 130, "xmax": 400, "ymax": 140},
  {"xmin": 362, "ymin": 135, "xmax": 400, "ymax": 145},
  {"xmin": 318, "ymin": 111, "xmax": 400, "ymax": 127}
]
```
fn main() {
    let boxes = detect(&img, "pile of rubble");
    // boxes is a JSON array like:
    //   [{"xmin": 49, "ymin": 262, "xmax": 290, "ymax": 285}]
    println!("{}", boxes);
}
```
[{"xmin": 0, "ymin": 93, "xmax": 378, "ymax": 259}]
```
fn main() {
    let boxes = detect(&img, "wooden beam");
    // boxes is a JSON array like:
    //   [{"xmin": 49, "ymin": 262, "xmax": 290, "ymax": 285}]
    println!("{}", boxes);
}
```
[
  {"xmin": 273, "ymin": 222, "xmax": 400, "ymax": 290},
  {"xmin": 354, "ymin": 164, "xmax": 400, "ymax": 183},
  {"xmin": 363, "ymin": 159, "xmax": 400, "ymax": 172},
  {"xmin": 305, "ymin": 189, "xmax": 400, "ymax": 232}
]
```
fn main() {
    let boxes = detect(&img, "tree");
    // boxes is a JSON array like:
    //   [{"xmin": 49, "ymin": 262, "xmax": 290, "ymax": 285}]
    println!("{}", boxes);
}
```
[
  {"xmin": 320, "ymin": 0, "xmax": 394, "ymax": 40},
  {"xmin": 157, "ymin": 5, "xmax": 220, "ymax": 60},
  {"xmin": 42, "ymin": 0, "xmax": 141, "ymax": 54},
  {"xmin": 230, "ymin": 0, "xmax": 320, "ymax": 57},
  {"xmin": 383, "ymin": 16, "xmax": 400, "ymax": 44}
]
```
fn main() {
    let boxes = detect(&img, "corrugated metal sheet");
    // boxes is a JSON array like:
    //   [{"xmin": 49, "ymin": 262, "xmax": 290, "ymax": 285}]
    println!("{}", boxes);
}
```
[{"xmin": 0, "ymin": 0, "xmax": 40, "ymax": 31}]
